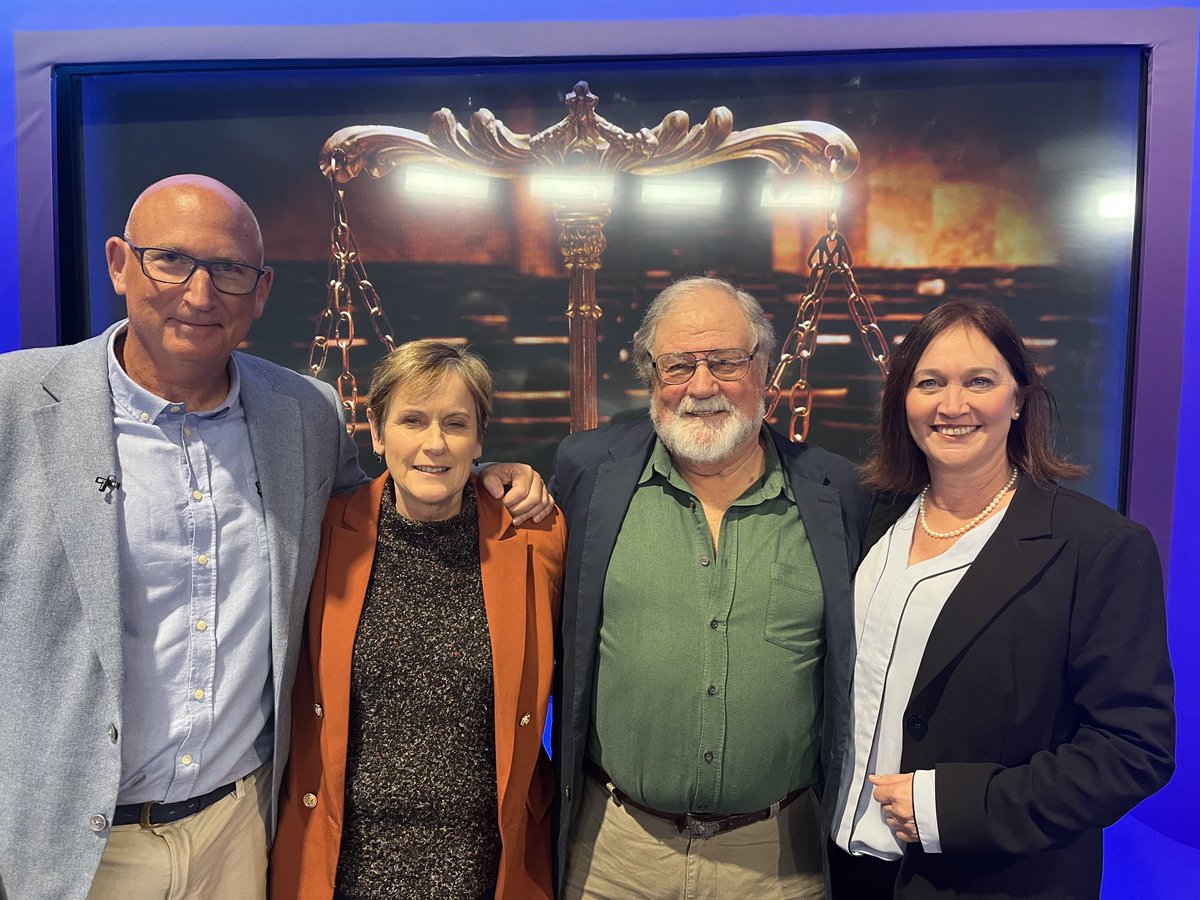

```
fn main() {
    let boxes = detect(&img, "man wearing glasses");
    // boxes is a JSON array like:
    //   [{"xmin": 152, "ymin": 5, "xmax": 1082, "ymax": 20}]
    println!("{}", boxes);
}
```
[
  {"xmin": 553, "ymin": 276, "xmax": 871, "ymax": 898},
  {"xmin": 0, "ymin": 174, "xmax": 549, "ymax": 899}
]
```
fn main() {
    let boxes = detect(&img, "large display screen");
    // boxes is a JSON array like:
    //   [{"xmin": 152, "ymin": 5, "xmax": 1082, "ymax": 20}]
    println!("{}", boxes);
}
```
[{"xmin": 55, "ymin": 48, "xmax": 1143, "ymax": 505}]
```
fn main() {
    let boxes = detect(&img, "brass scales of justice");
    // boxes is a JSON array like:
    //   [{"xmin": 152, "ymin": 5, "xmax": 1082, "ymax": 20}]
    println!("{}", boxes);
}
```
[{"xmin": 309, "ymin": 81, "xmax": 890, "ymax": 442}]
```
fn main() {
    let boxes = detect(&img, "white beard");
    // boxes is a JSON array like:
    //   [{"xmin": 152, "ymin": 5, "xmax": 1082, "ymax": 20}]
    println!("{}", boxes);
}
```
[{"xmin": 651, "ymin": 392, "xmax": 764, "ymax": 466}]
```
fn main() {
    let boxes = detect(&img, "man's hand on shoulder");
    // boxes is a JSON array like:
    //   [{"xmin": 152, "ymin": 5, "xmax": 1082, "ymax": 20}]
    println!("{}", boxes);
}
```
[{"xmin": 479, "ymin": 462, "xmax": 553, "ymax": 526}]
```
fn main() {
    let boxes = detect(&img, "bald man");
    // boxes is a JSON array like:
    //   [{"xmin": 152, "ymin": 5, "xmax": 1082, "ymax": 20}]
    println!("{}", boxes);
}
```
[{"xmin": 0, "ymin": 175, "xmax": 549, "ymax": 899}]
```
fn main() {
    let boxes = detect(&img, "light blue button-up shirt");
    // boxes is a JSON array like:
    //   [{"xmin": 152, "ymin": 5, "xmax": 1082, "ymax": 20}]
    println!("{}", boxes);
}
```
[{"xmin": 107, "ymin": 325, "xmax": 273, "ymax": 804}]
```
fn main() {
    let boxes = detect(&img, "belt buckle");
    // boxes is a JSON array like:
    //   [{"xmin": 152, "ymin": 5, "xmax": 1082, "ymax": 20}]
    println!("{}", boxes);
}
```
[
  {"xmin": 681, "ymin": 814, "xmax": 722, "ymax": 838},
  {"xmin": 139, "ymin": 801, "xmax": 156, "ymax": 829}
]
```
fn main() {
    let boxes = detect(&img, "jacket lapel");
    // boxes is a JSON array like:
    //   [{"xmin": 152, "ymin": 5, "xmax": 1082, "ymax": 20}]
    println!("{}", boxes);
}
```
[
  {"xmin": 476, "ymin": 477, "xmax": 528, "ymax": 817},
  {"xmin": 317, "ymin": 475, "xmax": 384, "ymax": 718},
  {"xmin": 240, "ymin": 364, "xmax": 305, "ymax": 688},
  {"xmin": 34, "ymin": 335, "xmax": 124, "ymax": 690},
  {"xmin": 910, "ymin": 480, "xmax": 1066, "ymax": 700},
  {"xmin": 780, "ymin": 441, "xmax": 853, "ymax": 608},
  {"xmin": 774, "ymin": 432, "xmax": 861, "ymax": 783},
  {"xmin": 568, "ymin": 425, "xmax": 651, "ymax": 744}
]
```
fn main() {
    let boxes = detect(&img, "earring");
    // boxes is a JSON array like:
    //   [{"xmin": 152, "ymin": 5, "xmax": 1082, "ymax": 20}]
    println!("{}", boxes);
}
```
[
  {"xmin": 373, "ymin": 453, "xmax": 383, "ymax": 462},
  {"xmin": 1013, "ymin": 411, "xmax": 1021, "ymax": 420}
]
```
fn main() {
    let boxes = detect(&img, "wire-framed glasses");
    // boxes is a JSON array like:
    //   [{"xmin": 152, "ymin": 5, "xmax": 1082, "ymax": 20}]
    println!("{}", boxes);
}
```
[{"xmin": 651, "ymin": 346, "xmax": 758, "ymax": 385}]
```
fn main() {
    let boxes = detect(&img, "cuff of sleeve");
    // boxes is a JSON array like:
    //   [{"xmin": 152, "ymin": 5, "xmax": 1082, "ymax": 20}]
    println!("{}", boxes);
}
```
[{"xmin": 913, "ymin": 769, "xmax": 942, "ymax": 854}]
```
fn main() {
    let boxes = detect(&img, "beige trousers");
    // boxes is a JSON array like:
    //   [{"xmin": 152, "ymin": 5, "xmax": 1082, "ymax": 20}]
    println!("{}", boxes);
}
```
[
  {"xmin": 88, "ymin": 762, "xmax": 271, "ymax": 900},
  {"xmin": 562, "ymin": 774, "xmax": 824, "ymax": 900}
]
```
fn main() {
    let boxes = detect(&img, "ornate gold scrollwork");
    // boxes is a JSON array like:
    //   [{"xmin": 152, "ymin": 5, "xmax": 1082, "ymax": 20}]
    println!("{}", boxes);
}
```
[{"xmin": 313, "ymin": 81, "xmax": 870, "ymax": 436}]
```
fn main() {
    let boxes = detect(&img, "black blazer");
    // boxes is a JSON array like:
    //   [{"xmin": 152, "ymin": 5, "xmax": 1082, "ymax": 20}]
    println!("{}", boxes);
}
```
[
  {"xmin": 549, "ymin": 419, "xmax": 871, "ymax": 886},
  {"xmin": 849, "ymin": 478, "xmax": 1175, "ymax": 899}
]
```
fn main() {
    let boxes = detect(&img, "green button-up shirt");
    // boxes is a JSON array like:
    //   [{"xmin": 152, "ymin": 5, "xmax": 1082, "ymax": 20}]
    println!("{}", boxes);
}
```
[{"xmin": 588, "ymin": 431, "xmax": 825, "ymax": 814}]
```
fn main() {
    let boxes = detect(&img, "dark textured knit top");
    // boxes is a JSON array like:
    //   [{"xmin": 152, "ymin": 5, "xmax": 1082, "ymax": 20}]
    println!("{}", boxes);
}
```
[{"xmin": 334, "ymin": 480, "xmax": 501, "ymax": 900}]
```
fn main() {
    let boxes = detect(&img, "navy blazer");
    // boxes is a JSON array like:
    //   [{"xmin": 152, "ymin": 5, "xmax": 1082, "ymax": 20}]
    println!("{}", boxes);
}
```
[
  {"xmin": 842, "ymin": 478, "xmax": 1174, "ymax": 899},
  {"xmin": 550, "ymin": 418, "xmax": 871, "ymax": 883}
]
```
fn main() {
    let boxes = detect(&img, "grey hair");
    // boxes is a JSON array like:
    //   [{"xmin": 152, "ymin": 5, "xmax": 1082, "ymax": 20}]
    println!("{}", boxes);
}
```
[{"xmin": 631, "ymin": 276, "xmax": 776, "ymax": 385}]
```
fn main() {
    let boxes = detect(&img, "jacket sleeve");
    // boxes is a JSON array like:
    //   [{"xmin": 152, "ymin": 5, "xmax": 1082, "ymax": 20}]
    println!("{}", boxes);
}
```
[
  {"xmin": 934, "ymin": 522, "xmax": 1175, "ymax": 855},
  {"xmin": 312, "ymin": 377, "xmax": 368, "ymax": 496}
]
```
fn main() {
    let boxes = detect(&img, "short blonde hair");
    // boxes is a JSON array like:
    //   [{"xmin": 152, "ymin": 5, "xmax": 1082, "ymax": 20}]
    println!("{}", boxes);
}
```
[{"xmin": 366, "ymin": 340, "xmax": 494, "ymax": 439}]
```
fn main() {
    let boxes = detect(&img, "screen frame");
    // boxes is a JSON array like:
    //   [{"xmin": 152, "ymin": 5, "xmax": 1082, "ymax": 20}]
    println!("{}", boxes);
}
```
[{"xmin": 14, "ymin": 8, "xmax": 1195, "ymax": 574}]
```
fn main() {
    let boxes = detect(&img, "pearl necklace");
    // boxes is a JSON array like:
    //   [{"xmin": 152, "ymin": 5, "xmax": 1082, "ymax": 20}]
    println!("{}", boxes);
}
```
[{"xmin": 919, "ymin": 466, "xmax": 1019, "ymax": 540}]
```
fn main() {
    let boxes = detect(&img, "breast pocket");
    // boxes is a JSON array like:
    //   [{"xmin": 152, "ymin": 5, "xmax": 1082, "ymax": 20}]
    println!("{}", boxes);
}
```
[{"xmin": 763, "ymin": 561, "xmax": 825, "ymax": 658}]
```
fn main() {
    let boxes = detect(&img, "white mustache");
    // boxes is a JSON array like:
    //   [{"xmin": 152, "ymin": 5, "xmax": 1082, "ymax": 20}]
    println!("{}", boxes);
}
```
[{"xmin": 677, "ymin": 396, "xmax": 736, "ymax": 415}]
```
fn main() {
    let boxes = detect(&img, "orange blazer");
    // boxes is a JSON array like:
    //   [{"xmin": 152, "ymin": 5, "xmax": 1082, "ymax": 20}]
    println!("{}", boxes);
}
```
[{"xmin": 270, "ymin": 473, "xmax": 565, "ymax": 900}]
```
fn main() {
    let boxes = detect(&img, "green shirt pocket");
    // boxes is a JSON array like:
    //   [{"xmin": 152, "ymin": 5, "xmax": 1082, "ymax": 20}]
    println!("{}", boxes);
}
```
[{"xmin": 763, "ymin": 561, "xmax": 825, "ymax": 657}]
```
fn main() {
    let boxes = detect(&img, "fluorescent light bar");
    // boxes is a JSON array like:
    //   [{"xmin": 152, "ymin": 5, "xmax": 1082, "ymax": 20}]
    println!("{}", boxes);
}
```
[
  {"xmin": 1097, "ymin": 190, "xmax": 1135, "ymax": 219},
  {"xmin": 529, "ymin": 174, "xmax": 614, "ymax": 203},
  {"xmin": 641, "ymin": 178, "xmax": 722, "ymax": 208},
  {"xmin": 403, "ymin": 166, "xmax": 491, "ymax": 200},
  {"xmin": 760, "ymin": 183, "xmax": 842, "ymax": 209}
]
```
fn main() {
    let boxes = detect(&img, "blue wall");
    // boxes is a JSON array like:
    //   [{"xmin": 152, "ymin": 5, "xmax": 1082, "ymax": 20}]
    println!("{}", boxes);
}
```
[{"xmin": 1, "ymin": 1, "xmax": 1196, "ymax": 895}]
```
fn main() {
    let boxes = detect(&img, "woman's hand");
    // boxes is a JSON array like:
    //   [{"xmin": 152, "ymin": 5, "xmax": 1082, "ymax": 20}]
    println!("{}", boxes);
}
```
[
  {"xmin": 478, "ymin": 462, "xmax": 553, "ymax": 525},
  {"xmin": 870, "ymin": 773, "xmax": 920, "ymax": 843}
]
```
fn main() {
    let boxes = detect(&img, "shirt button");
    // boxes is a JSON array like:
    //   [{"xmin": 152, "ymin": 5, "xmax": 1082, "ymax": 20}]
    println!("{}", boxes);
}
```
[
  {"xmin": 314, "ymin": 704, "xmax": 323, "ymax": 718},
  {"xmin": 139, "ymin": 412, "xmax": 149, "ymax": 422},
  {"xmin": 707, "ymin": 685, "xmax": 717, "ymax": 696},
  {"xmin": 169, "ymin": 405, "xmax": 181, "ymax": 413},
  {"xmin": 193, "ymin": 689, "xmax": 205, "ymax": 701},
  {"xmin": 519, "ymin": 714, "xmax": 532, "ymax": 727},
  {"xmin": 710, "ymin": 618, "xmax": 719, "ymax": 630},
  {"xmin": 703, "ymin": 750, "xmax": 714, "ymax": 763},
  {"xmin": 700, "ymin": 555, "xmax": 710, "ymax": 566},
  {"xmin": 196, "ymin": 620, "xmax": 208, "ymax": 632},
  {"xmin": 302, "ymin": 793, "xmax": 317, "ymax": 808},
  {"xmin": 184, "ymin": 426, "xmax": 193, "ymax": 437},
  {"xmin": 564, "ymin": 786, "xmax": 572, "ymax": 800},
  {"xmin": 181, "ymin": 754, "xmax": 193, "ymax": 766},
  {"xmin": 197, "ymin": 554, "xmax": 209, "ymax": 566},
  {"xmin": 192, "ymin": 490, "xmax": 203, "ymax": 501},
  {"xmin": 108, "ymin": 724, "xmax": 118, "ymax": 743},
  {"xmin": 90, "ymin": 814, "xmax": 109, "ymax": 832}
]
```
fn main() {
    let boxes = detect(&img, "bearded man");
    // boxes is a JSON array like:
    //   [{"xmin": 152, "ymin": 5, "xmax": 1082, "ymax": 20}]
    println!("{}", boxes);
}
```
[{"xmin": 551, "ymin": 276, "xmax": 872, "ymax": 898}]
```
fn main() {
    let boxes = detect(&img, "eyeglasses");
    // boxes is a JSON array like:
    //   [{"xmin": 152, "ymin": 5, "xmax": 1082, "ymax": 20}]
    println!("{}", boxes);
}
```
[
  {"xmin": 651, "ymin": 346, "xmax": 758, "ymax": 385},
  {"xmin": 124, "ymin": 238, "xmax": 266, "ymax": 296}
]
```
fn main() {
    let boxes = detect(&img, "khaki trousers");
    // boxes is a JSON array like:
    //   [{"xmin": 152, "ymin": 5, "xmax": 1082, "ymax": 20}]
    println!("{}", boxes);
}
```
[
  {"xmin": 88, "ymin": 762, "xmax": 271, "ymax": 900},
  {"xmin": 563, "ymin": 774, "xmax": 824, "ymax": 900}
]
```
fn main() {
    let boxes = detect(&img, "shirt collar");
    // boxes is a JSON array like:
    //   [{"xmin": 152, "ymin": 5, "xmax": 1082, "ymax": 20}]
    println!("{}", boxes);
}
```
[
  {"xmin": 106, "ymin": 320, "xmax": 242, "ymax": 423},
  {"xmin": 639, "ymin": 425, "xmax": 793, "ymax": 505}
]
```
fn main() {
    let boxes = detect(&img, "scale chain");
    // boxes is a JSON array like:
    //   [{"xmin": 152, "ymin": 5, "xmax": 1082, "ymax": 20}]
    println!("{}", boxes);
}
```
[
  {"xmin": 309, "ymin": 162, "xmax": 397, "ymax": 433},
  {"xmin": 765, "ymin": 213, "xmax": 890, "ymax": 442}
]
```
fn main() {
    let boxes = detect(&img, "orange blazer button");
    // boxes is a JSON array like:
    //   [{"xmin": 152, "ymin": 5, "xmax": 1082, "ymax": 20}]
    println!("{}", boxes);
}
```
[
  {"xmin": 302, "ymin": 793, "xmax": 318, "ymax": 808},
  {"xmin": 519, "ymin": 714, "xmax": 531, "ymax": 727}
]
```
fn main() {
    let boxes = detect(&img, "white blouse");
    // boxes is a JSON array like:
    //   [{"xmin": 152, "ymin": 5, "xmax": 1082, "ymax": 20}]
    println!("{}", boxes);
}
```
[{"xmin": 833, "ymin": 496, "xmax": 1008, "ymax": 860}]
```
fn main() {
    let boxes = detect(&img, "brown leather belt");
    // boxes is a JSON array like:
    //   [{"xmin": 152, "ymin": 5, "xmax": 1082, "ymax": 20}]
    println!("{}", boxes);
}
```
[{"xmin": 585, "ymin": 761, "xmax": 808, "ymax": 838}]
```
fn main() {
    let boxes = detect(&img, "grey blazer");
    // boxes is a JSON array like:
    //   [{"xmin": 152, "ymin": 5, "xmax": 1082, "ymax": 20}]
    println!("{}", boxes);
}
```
[
  {"xmin": 549, "ymin": 419, "xmax": 871, "ymax": 885},
  {"xmin": 0, "ymin": 324, "xmax": 365, "ymax": 899}
]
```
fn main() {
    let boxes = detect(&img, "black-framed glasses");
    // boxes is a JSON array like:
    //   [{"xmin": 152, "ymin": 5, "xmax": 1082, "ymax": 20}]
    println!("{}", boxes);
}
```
[
  {"xmin": 651, "ymin": 346, "xmax": 758, "ymax": 385},
  {"xmin": 124, "ymin": 238, "xmax": 266, "ymax": 296}
]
